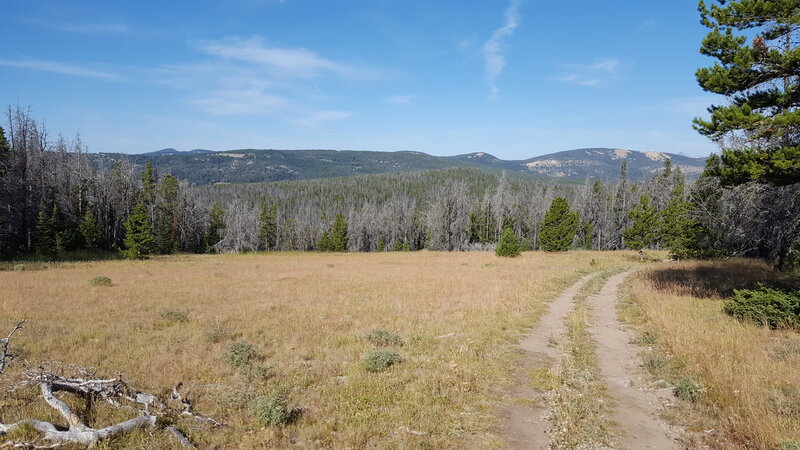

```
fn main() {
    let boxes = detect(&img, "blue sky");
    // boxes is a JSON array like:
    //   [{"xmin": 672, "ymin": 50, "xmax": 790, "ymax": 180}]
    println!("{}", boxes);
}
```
[{"xmin": 0, "ymin": 0, "xmax": 721, "ymax": 157}]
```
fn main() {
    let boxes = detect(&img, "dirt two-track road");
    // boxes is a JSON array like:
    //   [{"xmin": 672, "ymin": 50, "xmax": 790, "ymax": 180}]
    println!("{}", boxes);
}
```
[{"xmin": 501, "ymin": 271, "xmax": 684, "ymax": 449}]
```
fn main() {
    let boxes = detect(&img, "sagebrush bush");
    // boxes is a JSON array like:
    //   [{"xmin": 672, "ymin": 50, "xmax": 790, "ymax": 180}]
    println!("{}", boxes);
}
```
[
  {"xmin": 363, "ymin": 329, "xmax": 403, "ymax": 347},
  {"xmin": 250, "ymin": 395, "xmax": 300, "ymax": 426},
  {"xmin": 673, "ymin": 377, "xmax": 702, "ymax": 402},
  {"xmin": 723, "ymin": 287, "xmax": 800, "ymax": 329},
  {"xmin": 89, "ymin": 275, "xmax": 112, "ymax": 286},
  {"xmin": 224, "ymin": 341, "xmax": 258, "ymax": 369},
  {"xmin": 12, "ymin": 264, "xmax": 26, "ymax": 272},
  {"xmin": 159, "ymin": 309, "xmax": 189, "ymax": 323},
  {"xmin": 362, "ymin": 350, "xmax": 402, "ymax": 372}
]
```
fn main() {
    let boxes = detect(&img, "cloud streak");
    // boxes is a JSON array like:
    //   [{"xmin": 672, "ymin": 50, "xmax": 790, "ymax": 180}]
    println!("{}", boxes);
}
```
[
  {"xmin": 482, "ymin": 0, "xmax": 521, "ymax": 101},
  {"xmin": 194, "ymin": 37, "xmax": 374, "ymax": 80},
  {"xmin": 555, "ymin": 58, "xmax": 621, "ymax": 86},
  {"xmin": 58, "ymin": 22, "xmax": 129, "ymax": 34},
  {"xmin": 0, "ymin": 58, "xmax": 123, "ymax": 80}
]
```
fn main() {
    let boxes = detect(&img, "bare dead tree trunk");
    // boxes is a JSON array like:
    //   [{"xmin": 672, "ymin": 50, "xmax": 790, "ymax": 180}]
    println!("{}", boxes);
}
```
[
  {"xmin": 0, "ymin": 365, "xmax": 222, "ymax": 448},
  {"xmin": 0, "ymin": 321, "xmax": 24, "ymax": 374}
]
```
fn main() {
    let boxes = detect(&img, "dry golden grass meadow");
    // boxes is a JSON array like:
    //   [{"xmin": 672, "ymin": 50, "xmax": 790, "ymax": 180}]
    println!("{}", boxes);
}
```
[
  {"xmin": 623, "ymin": 259, "xmax": 800, "ymax": 449},
  {"xmin": 0, "ymin": 251, "xmax": 636, "ymax": 448}
]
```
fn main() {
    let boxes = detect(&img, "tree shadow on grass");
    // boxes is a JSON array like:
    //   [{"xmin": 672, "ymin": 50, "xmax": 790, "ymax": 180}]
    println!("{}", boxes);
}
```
[{"xmin": 643, "ymin": 259, "xmax": 800, "ymax": 299}]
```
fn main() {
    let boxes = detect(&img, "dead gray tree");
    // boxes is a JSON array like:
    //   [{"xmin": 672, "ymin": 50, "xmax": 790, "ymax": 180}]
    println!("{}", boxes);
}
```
[
  {"xmin": 0, "ymin": 321, "xmax": 24, "ymax": 375},
  {"xmin": 0, "ymin": 363, "xmax": 223, "ymax": 448}
]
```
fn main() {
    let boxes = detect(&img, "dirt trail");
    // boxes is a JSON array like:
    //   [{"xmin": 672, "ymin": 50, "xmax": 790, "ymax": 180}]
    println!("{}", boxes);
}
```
[
  {"xmin": 586, "ymin": 271, "xmax": 681, "ymax": 449},
  {"xmin": 500, "ymin": 273, "xmax": 594, "ymax": 450}
]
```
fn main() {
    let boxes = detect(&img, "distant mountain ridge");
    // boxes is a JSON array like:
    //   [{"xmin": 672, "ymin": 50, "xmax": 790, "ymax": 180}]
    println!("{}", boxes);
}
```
[{"xmin": 91, "ymin": 147, "xmax": 707, "ymax": 185}]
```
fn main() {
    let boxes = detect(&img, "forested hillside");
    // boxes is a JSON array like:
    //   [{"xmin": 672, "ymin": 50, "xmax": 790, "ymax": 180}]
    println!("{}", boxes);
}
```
[
  {"xmin": 88, "ymin": 147, "xmax": 706, "ymax": 185},
  {"xmin": 0, "ymin": 105, "xmax": 794, "ymax": 266}
]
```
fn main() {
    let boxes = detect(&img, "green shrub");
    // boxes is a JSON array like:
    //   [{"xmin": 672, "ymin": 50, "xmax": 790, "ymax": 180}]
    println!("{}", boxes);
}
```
[
  {"xmin": 12, "ymin": 264, "xmax": 26, "ymax": 272},
  {"xmin": 159, "ymin": 309, "xmax": 189, "ymax": 323},
  {"xmin": 362, "ymin": 350, "xmax": 402, "ymax": 372},
  {"xmin": 777, "ymin": 439, "xmax": 800, "ymax": 450},
  {"xmin": 89, "ymin": 275, "xmax": 112, "ymax": 286},
  {"xmin": 363, "ymin": 329, "xmax": 404, "ymax": 347},
  {"xmin": 224, "ymin": 341, "xmax": 258, "ymax": 369},
  {"xmin": 250, "ymin": 395, "xmax": 300, "ymax": 426},
  {"xmin": 673, "ymin": 377, "xmax": 702, "ymax": 402},
  {"xmin": 723, "ymin": 287, "xmax": 800, "ymax": 329},
  {"xmin": 495, "ymin": 227, "xmax": 521, "ymax": 257}
]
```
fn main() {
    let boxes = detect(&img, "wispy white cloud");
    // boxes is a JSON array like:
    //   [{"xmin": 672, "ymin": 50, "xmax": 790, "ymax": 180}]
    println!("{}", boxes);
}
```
[
  {"xmin": 194, "ymin": 36, "xmax": 375, "ymax": 80},
  {"xmin": 482, "ymin": 0, "xmax": 521, "ymax": 101},
  {"xmin": 190, "ymin": 88, "xmax": 287, "ymax": 115},
  {"xmin": 59, "ymin": 22, "xmax": 129, "ymax": 34},
  {"xmin": 554, "ymin": 75, "xmax": 600, "ymax": 87},
  {"xmin": 0, "ymin": 58, "xmax": 123, "ymax": 80},
  {"xmin": 554, "ymin": 58, "xmax": 621, "ymax": 87},
  {"xmin": 292, "ymin": 110, "xmax": 353, "ymax": 128},
  {"xmin": 385, "ymin": 95, "xmax": 419, "ymax": 105}
]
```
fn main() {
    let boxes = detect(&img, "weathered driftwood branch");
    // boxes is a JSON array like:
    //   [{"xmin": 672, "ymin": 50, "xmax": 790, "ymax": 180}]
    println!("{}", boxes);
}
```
[
  {"xmin": 0, "ymin": 320, "xmax": 25, "ymax": 374},
  {"xmin": 0, "ymin": 365, "xmax": 223, "ymax": 448}
]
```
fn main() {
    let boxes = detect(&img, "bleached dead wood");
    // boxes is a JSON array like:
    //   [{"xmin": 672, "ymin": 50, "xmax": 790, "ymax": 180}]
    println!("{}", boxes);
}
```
[
  {"xmin": 0, "ymin": 365, "xmax": 223, "ymax": 448},
  {"xmin": 0, "ymin": 321, "xmax": 24, "ymax": 375}
]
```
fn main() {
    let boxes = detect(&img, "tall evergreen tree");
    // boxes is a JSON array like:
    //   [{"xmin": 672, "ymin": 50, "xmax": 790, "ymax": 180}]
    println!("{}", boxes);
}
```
[
  {"xmin": 79, "ymin": 209, "xmax": 103, "ymax": 250},
  {"xmin": 258, "ymin": 204, "xmax": 278, "ymax": 251},
  {"xmin": 695, "ymin": 0, "xmax": 800, "ymax": 185},
  {"xmin": 35, "ymin": 202, "xmax": 57, "ymax": 256},
  {"xmin": 122, "ymin": 202, "xmax": 154, "ymax": 259},
  {"xmin": 141, "ymin": 162, "xmax": 157, "ymax": 205},
  {"xmin": 154, "ymin": 174, "xmax": 179, "ymax": 254},
  {"xmin": 622, "ymin": 195, "xmax": 659, "ymax": 251},
  {"xmin": 205, "ymin": 202, "xmax": 225, "ymax": 253},
  {"xmin": 539, "ymin": 197, "xmax": 579, "ymax": 252},
  {"xmin": 495, "ymin": 226, "xmax": 521, "ymax": 257},
  {"xmin": 329, "ymin": 213, "xmax": 348, "ymax": 252}
]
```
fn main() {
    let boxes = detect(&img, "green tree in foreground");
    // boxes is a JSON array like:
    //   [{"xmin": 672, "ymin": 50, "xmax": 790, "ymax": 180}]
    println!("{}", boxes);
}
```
[
  {"xmin": 495, "ymin": 226, "xmax": 521, "ymax": 257},
  {"xmin": 259, "ymin": 204, "xmax": 277, "ymax": 251},
  {"xmin": 694, "ymin": 0, "xmax": 800, "ymax": 186},
  {"xmin": 79, "ymin": 209, "xmax": 103, "ymax": 250},
  {"xmin": 539, "ymin": 197, "xmax": 579, "ymax": 252},
  {"xmin": 205, "ymin": 202, "xmax": 225, "ymax": 253},
  {"xmin": 623, "ymin": 195, "xmax": 658, "ymax": 251},
  {"xmin": 122, "ymin": 202, "xmax": 154, "ymax": 259},
  {"xmin": 329, "ymin": 214, "xmax": 348, "ymax": 252}
]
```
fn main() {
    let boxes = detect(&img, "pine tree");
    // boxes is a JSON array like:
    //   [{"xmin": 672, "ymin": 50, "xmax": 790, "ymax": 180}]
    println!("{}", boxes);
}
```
[
  {"xmin": 694, "ymin": 0, "xmax": 800, "ymax": 186},
  {"xmin": 205, "ymin": 202, "xmax": 225, "ymax": 253},
  {"xmin": 317, "ymin": 230, "xmax": 332, "ymax": 251},
  {"xmin": 495, "ymin": 226, "xmax": 521, "ymax": 257},
  {"xmin": 154, "ymin": 174, "xmax": 179, "ymax": 254},
  {"xmin": 35, "ymin": 202, "xmax": 56, "ymax": 256},
  {"xmin": 141, "ymin": 162, "xmax": 157, "ymax": 205},
  {"xmin": 539, "ymin": 197, "xmax": 579, "ymax": 252},
  {"xmin": 258, "ymin": 204, "xmax": 278, "ymax": 251},
  {"xmin": 622, "ymin": 195, "xmax": 658, "ymax": 251},
  {"xmin": 79, "ymin": 209, "xmax": 103, "ymax": 250},
  {"xmin": 122, "ymin": 202, "xmax": 154, "ymax": 259},
  {"xmin": 578, "ymin": 222, "xmax": 594, "ymax": 250},
  {"xmin": 329, "ymin": 214, "xmax": 348, "ymax": 252}
]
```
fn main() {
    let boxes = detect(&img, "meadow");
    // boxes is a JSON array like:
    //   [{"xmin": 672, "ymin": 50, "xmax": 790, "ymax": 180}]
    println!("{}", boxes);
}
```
[
  {"xmin": 0, "ymin": 251, "xmax": 636, "ymax": 448},
  {"xmin": 622, "ymin": 259, "xmax": 800, "ymax": 449}
]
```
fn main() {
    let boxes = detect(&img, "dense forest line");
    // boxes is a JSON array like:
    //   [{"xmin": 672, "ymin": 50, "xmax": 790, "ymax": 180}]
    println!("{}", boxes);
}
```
[{"xmin": 0, "ymin": 105, "xmax": 796, "ymax": 269}]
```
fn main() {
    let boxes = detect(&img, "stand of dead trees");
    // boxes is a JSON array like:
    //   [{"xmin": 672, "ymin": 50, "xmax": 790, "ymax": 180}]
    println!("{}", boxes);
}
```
[{"xmin": 0, "ymin": 322, "xmax": 223, "ymax": 449}]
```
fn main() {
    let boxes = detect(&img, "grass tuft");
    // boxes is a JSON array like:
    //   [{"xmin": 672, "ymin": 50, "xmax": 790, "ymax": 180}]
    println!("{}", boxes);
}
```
[
  {"xmin": 363, "ymin": 328, "xmax": 404, "ymax": 347},
  {"xmin": 250, "ymin": 394, "xmax": 300, "ymax": 426},
  {"xmin": 158, "ymin": 309, "xmax": 189, "ymax": 323},
  {"xmin": 90, "ymin": 275, "xmax": 112, "ymax": 286},
  {"xmin": 362, "ymin": 350, "xmax": 402, "ymax": 372}
]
